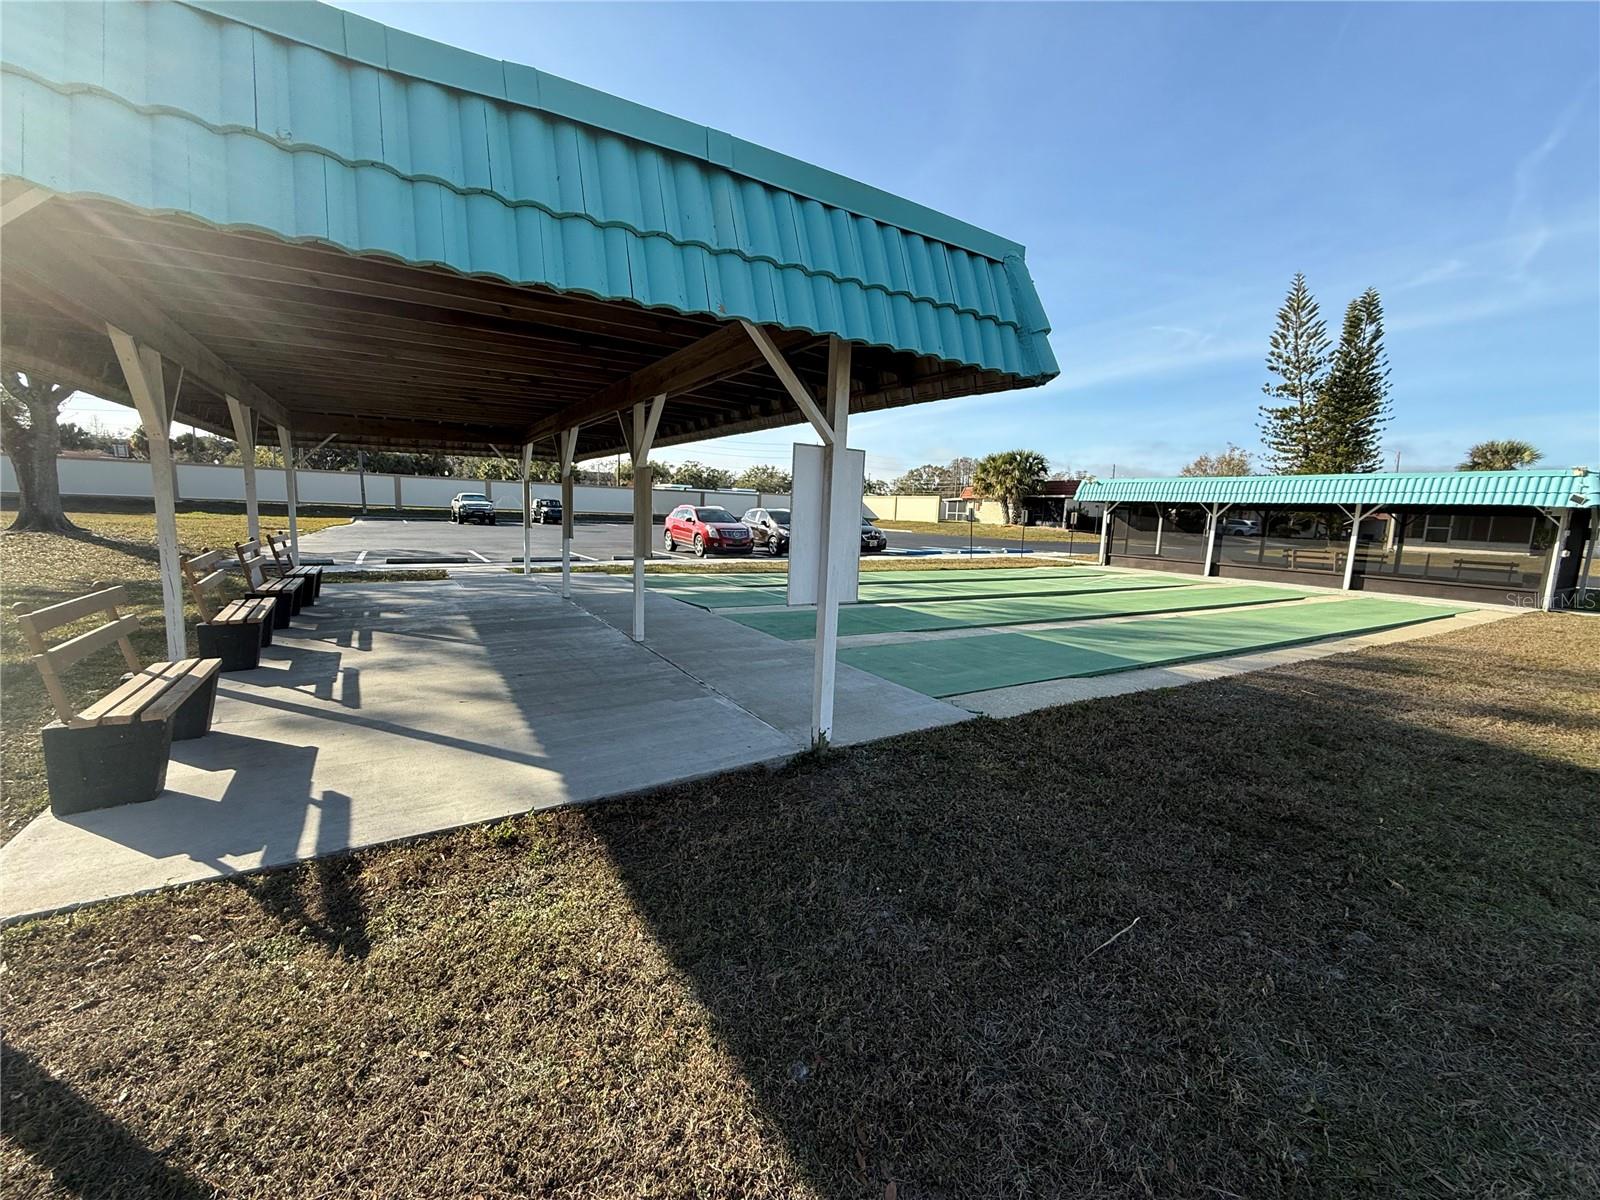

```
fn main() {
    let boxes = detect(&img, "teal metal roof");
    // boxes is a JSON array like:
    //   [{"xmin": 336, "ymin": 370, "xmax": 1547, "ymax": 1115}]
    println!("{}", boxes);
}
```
[
  {"xmin": 1076, "ymin": 469, "xmax": 1599, "ymax": 510},
  {"xmin": 0, "ymin": 0, "xmax": 1057, "ymax": 385}
]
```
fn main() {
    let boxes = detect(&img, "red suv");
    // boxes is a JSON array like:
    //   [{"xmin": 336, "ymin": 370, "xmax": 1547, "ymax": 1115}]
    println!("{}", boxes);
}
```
[{"xmin": 663, "ymin": 505, "xmax": 753, "ymax": 556}]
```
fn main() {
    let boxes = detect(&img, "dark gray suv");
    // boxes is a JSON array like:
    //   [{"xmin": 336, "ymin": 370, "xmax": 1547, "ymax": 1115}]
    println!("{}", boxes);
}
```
[{"xmin": 741, "ymin": 508, "xmax": 790, "ymax": 556}]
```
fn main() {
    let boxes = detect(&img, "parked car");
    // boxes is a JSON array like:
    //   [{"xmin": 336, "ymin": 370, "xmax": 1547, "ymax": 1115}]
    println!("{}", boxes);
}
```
[
  {"xmin": 450, "ymin": 492, "xmax": 496, "ymax": 525},
  {"xmin": 741, "ymin": 508, "xmax": 790, "ymax": 556},
  {"xmin": 532, "ymin": 497, "xmax": 563, "ymax": 525},
  {"xmin": 861, "ymin": 519, "xmax": 887, "ymax": 553},
  {"xmin": 663, "ymin": 505, "xmax": 754, "ymax": 556},
  {"xmin": 1219, "ymin": 517, "xmax": 1260, "ymax": 537}
]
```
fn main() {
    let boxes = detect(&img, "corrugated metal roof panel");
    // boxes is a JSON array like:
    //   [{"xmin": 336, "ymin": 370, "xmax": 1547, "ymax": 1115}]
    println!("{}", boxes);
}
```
[
  {"xmin": 1075, "ymin": 470, "xmax": 1599, "ymax": 509},
  {"xmin": 0, "ymin": 0, "xmax": 1057, "ymax": 385}
]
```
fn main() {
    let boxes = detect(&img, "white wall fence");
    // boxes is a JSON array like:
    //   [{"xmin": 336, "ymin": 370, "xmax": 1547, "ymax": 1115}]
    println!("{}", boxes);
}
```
[{"xmin": 0, "ymin": 454, "xmax": 789, "ymax": 518}]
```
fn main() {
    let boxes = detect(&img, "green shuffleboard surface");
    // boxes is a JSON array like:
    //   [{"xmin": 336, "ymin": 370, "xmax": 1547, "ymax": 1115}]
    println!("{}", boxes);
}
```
[
  {"xmin": 727, "ymin": 584, "xmax": 1309, "ymax": 640},
  {"xmin": 838, "ymin": 598, "xmax": 1471, "ymax": 697}
]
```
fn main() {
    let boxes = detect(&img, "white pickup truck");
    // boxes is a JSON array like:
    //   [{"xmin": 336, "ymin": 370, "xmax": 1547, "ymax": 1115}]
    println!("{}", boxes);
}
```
[{"xmin": 449, "ymin": 492, "xmax": 497, "ymax": 525}]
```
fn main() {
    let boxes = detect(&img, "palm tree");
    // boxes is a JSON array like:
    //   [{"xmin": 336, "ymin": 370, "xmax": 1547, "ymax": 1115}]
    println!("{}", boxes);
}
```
[{"xmin": 1458, "ymin": 440, "xmax": 1543, "ymax": 471}]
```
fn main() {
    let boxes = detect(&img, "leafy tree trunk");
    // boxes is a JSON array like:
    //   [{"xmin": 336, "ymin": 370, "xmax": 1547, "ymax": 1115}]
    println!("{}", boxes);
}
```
[{"xmin": 2, "ymin": 370, "xmax": 79, "ymax": 534}]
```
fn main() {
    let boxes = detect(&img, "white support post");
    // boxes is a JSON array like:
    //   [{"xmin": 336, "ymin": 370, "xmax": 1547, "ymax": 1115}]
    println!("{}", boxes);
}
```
[
  {"xmin": 225, "ymin": 395, "xmax": 260, "ymax": 542},
  {"xmin": 1542, "ymin": 508, "xmax": 1571, "ymax": 611},
  {"xmin": 521, "ymin": 442, "xmax": 534, "ymax": 579},
  {"xmin": 1098, "ymin": 503, "xmax": 1116, "ymax": 566},
  {"xmin": 631, "ymin": 395, "xmax": 665, "ymax": 641},
  {"xmin": 1342, "ymin": 505, "xmax": 1365, "ymax": 591},
  {"xmin": 108, "ymin": 327, "xmax": 186, "ymax": 661},
  {"xmin": 559, "ymin": 428, "xmax": 578, "ymax": 598},
  {"xmin": 1153, "ymin": 509, "xmax": 1164, "ymax": 557},
  {"xmin": 1577, "ymin": 517, "xmax": 1596, "ymax": 610},
  {"xmin": 811, "ymin": 338, "xmax": 852, "ymax": 746},
  {"xmin": 1202, "ymin": 504, "xmax": 1228, "ymax": 577},
  {"xmin": 277, "ymin": 425, "xmax": 300, "ymax": 565}
]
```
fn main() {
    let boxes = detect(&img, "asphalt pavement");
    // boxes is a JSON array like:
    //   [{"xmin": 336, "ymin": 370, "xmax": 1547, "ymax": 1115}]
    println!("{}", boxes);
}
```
[{"xmin": 294, "ymin": 516, "xmax": 1082, "ymax": 565}]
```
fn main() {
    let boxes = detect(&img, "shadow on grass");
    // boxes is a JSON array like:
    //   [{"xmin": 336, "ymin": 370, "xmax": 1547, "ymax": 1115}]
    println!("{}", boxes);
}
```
[
  {"xmin": 574, "ymin": 648, "xmax": 1600, "ymax": 1197},
  {"xmin": 1, "ymin": 1041, "xmax": 216, "ymax": 1199}
]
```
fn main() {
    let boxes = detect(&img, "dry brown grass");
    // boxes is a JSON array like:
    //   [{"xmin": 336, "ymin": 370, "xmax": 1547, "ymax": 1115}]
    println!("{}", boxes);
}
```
[{"xmin": 2, "ymin": 613, "xmax": 1596, "ymax": 1198}]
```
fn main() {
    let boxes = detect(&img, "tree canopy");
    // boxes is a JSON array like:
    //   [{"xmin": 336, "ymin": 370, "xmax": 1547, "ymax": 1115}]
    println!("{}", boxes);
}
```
[
  {"xmin": 1458, "ymin": 440, "xmax": 1543, "ymax": 471},
  {"xmin": 1180, "ymin": 445, "xmax": 1253, "ymax": 477},
  {"xmin": 1314, "ymin": 288, "xmax": 1391, "ymax": 473},
  {"xmin": 667, "ymin": 461, "xmax": 736, "ymax": 490},
  {"xmin": 971, "ymin": 450, "xmax": 1049, "ymax": 524},
  {"xmin": 1259, "ymin": 274, "xmax": 1392, "ymax": 474},
  {"xmin": 732, "ymin": 464, "xmax": 791, "ymax": 493},
  {"xmin": 1258, "ymin": 273, "xmax": 1331, "ymax": 473}
]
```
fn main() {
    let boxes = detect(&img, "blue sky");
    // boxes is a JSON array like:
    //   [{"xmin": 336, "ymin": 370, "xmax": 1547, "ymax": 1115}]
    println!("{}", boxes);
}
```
[{"xmin": 67, "ymin": 1, "xmax": 1600, "ymax": 479}]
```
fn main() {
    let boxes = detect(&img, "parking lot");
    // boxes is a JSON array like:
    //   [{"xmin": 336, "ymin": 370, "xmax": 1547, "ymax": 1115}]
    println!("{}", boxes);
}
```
[{"xmin": 294, "ymin": 515, "xmax": 1054, "ymax": 564}]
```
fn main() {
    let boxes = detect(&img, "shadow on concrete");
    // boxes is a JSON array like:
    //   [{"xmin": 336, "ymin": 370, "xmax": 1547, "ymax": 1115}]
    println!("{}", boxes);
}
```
[{"xmin": 0, "ymin": 1041, "xmax": 215, "ymax": 1199}]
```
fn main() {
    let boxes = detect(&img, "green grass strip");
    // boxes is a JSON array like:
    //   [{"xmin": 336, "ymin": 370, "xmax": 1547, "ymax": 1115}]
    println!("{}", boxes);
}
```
[
  {"xmin": 839, "ymin": 598, "xmax": 1472, "ymax": 697},
  {"xmin": 727, "ymin": 584, "xmax": 1307, "ymax": 640}
]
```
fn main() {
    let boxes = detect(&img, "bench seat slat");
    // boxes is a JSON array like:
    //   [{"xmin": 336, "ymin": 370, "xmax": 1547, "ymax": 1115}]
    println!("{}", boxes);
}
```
[
  {"xmin": 140, "ymin": 659, "xmax": 221, "ymax": 724},
  {"xmin": 214, "ymin": 598, "xmax": 274, "ymax": 624},
  {"xmin": 77, "ymin": 660, "xmax": 195, "ymax": 726}
]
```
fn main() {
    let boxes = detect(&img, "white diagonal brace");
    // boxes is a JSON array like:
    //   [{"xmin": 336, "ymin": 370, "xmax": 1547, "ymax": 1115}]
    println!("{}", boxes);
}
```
[
  {"xmin": 225, "ymin": 395, "xmax": 261, "ymax": 542},
  {"xmin": 0, "ymin": 186, "xmax": 51, "ymax": 228},
  {"xmin": 639, "ymin": 392, "xmax": 667, "ymax": 463},
  {"xmin": 108, "ymin": 327, "xmax": 186, "ymax": 661},
  {"xmin": 740, "ymin": 319, "xmax": 833, "ymax": 443}
]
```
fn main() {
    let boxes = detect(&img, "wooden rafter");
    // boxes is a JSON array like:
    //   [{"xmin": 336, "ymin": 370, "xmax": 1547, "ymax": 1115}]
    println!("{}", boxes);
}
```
[{"xmin": 524, "ymin": 322, "xmax": 814, "ymax": 444}]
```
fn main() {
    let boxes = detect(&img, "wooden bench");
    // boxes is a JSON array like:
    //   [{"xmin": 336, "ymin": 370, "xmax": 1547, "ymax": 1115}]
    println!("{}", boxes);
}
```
[
  {"xmin": 266, "ymin": 530, "xmax": 323, "ymax": 602},
  {"xmin": 1276, "ymin": 545, "xmax": 1345, "ymax": 572},
  {"xmin": 14, "ymin": 586, "xmax": 221, "ymax": 815},
  {"xmin": 233, "ymin": 538, "xmax": 307, "ymax": 627},
  {"xmin": 1452, "ymin": 556, "xmax": 1520, "ymax": 583},
  {"xmin": 180, "ymin": 549, "xmax": 277, "ymax": 671}
]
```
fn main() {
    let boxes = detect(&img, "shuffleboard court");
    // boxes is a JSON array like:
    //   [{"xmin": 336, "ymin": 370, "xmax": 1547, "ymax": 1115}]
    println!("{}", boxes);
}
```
[
  {"xmin": 645, "ymin": 572, "xmax": 791, "ymax": 589},
  {"xmin": 725, "ymin": 584, "xmax": 1309, "ymax": 640},
  {"xmin": 838, "ymin": 598, "xmax": 1471, "ymax": 696},
  {"xmin": 653, "ymin": 569, "xmax": 1191, "ymax": 610}
]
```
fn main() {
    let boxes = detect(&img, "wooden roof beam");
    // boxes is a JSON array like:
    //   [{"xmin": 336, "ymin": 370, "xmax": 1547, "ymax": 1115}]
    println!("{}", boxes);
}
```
[
  {"xmin": 524, "ymin": 321, "xmax": 814, "ymax": 443},
  {"xmin": 5, "ymin": 221, "xmax": 290, "ymax": 428}
]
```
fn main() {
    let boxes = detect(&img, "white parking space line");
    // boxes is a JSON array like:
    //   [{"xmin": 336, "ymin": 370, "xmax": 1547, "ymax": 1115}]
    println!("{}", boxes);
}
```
[
  {"xmin": 355, "ymin": 550, "xmax": 369, "ymax": 565},
  {"xmin": 467, "ymin": 550, "xmax": 491, "ymax": 562}
]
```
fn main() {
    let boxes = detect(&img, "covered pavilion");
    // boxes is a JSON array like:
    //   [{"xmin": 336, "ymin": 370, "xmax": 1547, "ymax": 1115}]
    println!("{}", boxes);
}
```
[
  {"xmin": 1077, "ymin": 469, "xmax": 1597, "ymax": 609},
  {"xmin": 0, "ymin": 0, "xmax": 1057, "ymax": 745}
]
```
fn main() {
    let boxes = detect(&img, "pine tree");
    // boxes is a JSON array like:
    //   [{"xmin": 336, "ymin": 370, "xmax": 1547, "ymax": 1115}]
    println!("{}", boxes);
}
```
[
  {"xmin": 1314, "ymin": 288, "xmax": 1391, "ymax": 473},
  {"xmin": 1258, "ymin": 273, "xmax": 1331, "ymax": 473}
]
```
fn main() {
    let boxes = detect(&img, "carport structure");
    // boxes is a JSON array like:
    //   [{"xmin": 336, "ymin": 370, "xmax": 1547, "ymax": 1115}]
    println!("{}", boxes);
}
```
[{"xmin": 0, "ymin": 0, "xmax": 1056, "ymax": 743}]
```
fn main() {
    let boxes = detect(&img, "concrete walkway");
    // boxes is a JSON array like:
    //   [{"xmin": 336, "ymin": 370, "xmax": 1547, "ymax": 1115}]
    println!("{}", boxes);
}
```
[{"xmin": 0, "ymin": 574, "xmax": 967, "ymax": 921}]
